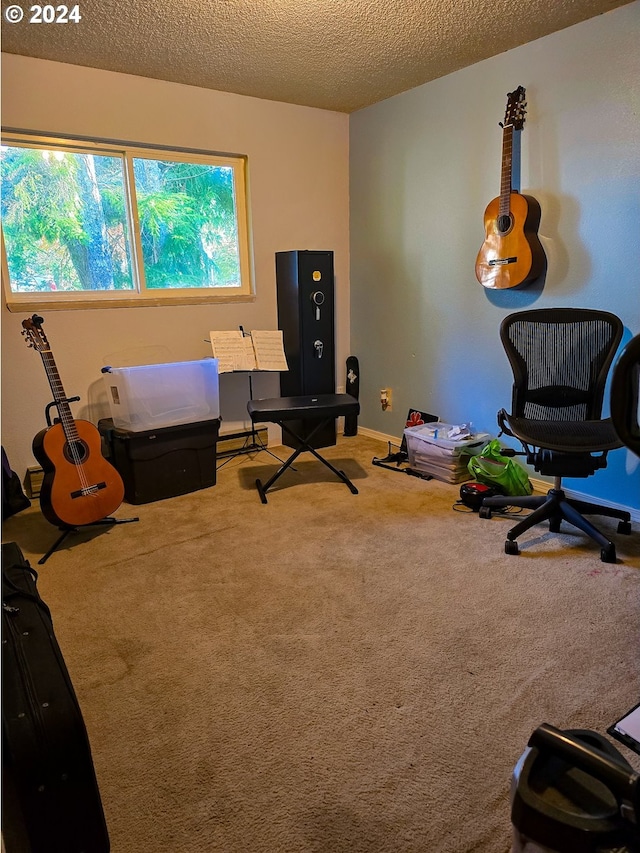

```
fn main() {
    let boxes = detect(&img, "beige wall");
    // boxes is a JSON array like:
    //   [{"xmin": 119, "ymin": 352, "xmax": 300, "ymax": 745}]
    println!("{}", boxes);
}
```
[{"xmin": 1, "ymin": 55, "xmax": 350, "ymax": 476}]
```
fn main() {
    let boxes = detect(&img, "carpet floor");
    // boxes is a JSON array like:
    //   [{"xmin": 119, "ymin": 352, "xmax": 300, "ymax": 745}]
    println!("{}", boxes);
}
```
[{"xmin": 3, "ymin": 433, "xmax": 640, "ymax": 852}]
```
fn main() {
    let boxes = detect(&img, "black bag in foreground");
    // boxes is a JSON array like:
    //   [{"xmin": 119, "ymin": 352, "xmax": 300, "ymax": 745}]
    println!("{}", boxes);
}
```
[
  {"xmin": 2, "ymin": 446, "xmax": 31, "ymax": 520},
  {"xmin": 2, "ymin": 542, "xmax": 110, "ymax": 853}
]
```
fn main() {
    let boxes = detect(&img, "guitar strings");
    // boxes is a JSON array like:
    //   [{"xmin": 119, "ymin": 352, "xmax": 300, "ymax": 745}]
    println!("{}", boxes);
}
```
[{"xmin": 41, "ymin": 351, "xmax": 99, "ymax": 498}]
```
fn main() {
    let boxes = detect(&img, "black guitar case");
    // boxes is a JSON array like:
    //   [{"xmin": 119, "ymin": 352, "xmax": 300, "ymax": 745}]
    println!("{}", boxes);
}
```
[
  {"xmin": 344, "ymin": 356, "xmax": 359, "ymax": 436},
  {"xmin": 2, "ymin": 542, "xmax": 110, "ymax": 853}
]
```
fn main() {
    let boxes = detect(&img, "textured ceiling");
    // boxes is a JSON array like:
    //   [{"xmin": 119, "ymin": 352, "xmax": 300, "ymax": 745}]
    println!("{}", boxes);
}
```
[{"xmin": 1, "ymin": 0, "xmax": 633, "ymax": 112}]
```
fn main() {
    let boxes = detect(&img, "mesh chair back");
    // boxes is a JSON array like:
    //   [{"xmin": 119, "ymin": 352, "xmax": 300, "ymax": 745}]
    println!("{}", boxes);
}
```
[
  {"xmin": 611, "ymin": 333, "xmax": 640, "ymax": 456},
  {"xmin": 501, "ymin": 308, "xmax": 623, "ymax": 422}
]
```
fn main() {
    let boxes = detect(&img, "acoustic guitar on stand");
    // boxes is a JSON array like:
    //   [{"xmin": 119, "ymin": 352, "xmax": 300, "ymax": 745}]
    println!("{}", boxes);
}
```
[
  {"xmin": 475, "ymin": 86, "xmax": 546, "ymax": 289},
  {"xmin": 22, "ymin": 314, "xmax": 124, "ymax": 529}
]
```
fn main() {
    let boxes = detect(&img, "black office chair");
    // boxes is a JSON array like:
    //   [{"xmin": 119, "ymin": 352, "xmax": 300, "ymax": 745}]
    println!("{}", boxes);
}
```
[
  {"xmin": 480, "ymin": 308, "xmax": 632, "ymax": 562},
  {"xmin": 610, "ymin": 333, "xmax": 640, "ymax": 458}
]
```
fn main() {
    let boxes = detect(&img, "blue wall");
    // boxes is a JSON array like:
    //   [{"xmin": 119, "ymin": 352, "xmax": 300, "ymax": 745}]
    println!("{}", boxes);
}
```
[{"xmin": 349, "ymin": 2, "xmax": 640, "ymax": 511}]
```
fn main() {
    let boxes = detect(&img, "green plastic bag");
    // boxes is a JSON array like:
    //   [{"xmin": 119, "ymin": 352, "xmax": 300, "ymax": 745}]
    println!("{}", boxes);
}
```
[{"xmin": 467, "ymin": 439, "xmax": 532, "ymax": 496}]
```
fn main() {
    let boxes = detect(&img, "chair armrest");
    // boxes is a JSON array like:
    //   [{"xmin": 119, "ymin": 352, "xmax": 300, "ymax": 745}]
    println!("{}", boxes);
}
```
[{"xmin": 497, "ymin": 408, "xmax": 514, "ymax": 437}]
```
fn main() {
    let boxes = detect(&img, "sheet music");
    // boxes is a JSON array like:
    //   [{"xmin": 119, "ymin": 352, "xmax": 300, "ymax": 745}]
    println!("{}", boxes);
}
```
[
  {"xmin": 209, "ymin": 329, "xmax": 288, "ymax": 372},
  {"xmin": 250, "ymin": 330, "xmax": 289, "ymax": 371},
  {"xmin": 209, "ymin": 331, "xmax": 256, "ymax": 373}
]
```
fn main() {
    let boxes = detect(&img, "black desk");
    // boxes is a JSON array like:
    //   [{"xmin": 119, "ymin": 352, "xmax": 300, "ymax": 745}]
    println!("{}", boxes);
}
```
[{"xmin": 247, "ymin": 394, "xmax": 360, "ymax": 503}]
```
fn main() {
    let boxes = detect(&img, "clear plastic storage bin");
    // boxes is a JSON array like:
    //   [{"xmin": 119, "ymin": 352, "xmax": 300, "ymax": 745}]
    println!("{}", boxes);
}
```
[
  {"xmin": 403, "ymin": 422, "xmax": 490, "ymax": 483},
  {"xmin": 103, "ymin": 359, "xmax": 219, "ymax": 432}
]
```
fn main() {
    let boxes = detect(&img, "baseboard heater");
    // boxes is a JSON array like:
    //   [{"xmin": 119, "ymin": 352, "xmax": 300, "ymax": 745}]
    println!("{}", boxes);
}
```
[{"xmin": 23, "ymin": 466, "xmax": 44, "ymax": 499}]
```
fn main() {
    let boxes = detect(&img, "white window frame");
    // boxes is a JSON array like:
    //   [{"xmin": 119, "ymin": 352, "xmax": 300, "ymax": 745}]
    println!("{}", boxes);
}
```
[{"xmin": 1, "ymin": 131, "xmax": 255, "ymax": 311}]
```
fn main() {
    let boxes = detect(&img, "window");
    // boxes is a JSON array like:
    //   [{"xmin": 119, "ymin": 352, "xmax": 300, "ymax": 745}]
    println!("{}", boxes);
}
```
[{"xmin": 1, "ymin": 133, "xmax": 253, "ymax": 309}]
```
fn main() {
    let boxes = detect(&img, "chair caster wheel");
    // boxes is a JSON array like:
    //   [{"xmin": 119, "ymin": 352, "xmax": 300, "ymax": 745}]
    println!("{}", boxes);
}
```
[
  {"xmin": 479, "ymin": 506, "xmax": 492, "ymax": 519},
  {"xmin": 618, "ymin": 520, "xmax": 632, "ymax": 535},
  {"xmin": 549, "ymin": 519, "xmax": 561, "ymax": 533},
  {"xmin": 505, "ymin": 539, "xmax": 520, "ymax": 556},
  {"xmin": 601, "ymin": 545, "xmax": 617, "ymax": 563}
]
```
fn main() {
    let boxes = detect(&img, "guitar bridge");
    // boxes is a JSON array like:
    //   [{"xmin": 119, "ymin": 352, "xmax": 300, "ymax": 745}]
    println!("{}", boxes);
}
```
[
  {"xmin": 489, "ymin": 257, "xmax": 517, "ymax": 266},
  {"xmin": 71, "ymin": 482, "xmax": 107, "ymax": 499}
]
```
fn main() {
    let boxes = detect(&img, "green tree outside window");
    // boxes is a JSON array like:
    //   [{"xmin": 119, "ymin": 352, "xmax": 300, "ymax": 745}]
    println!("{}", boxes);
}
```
[{"xmin": 1, "ymin": 135, "xmax": 252, "ymax": 307}]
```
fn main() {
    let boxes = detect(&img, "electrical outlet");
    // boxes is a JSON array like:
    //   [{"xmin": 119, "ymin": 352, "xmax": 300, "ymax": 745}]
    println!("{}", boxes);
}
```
[
  {"xmin": 380, "ymin": 388, "xmax": 392, "ymax": 412},
  {"xmin": 337, "ymin": 385, "xmax": 345, "ymax": 394}
]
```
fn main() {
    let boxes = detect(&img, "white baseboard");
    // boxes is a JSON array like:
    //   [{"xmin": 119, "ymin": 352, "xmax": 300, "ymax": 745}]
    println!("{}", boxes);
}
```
[
  {"xmin": 358, "ymin": 426, "xmax": 400, "ymax": 446},
  {"xmin": 528, "ymin": 477, "xmax": 640, "ymax": 522},
  {"xmin": 357, "ymin": 427, "xmax": 639, "ymax": 521}
]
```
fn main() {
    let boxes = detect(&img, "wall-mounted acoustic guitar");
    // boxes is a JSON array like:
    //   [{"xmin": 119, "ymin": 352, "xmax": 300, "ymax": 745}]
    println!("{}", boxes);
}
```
[
  {"xmin": 475, "ymin": 86, "xmax": 546, "ymax": 289},
  {"xmin": 22, "ymin": 315, "xmax": 124, "ymax": 529}
]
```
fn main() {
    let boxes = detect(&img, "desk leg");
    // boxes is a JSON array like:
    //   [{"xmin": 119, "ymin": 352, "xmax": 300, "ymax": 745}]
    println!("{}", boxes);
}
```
[
  {"xmin": 255, "ymin": 438, "xmax": 308, "ymax": 503},
  {"xmin": 254, "ymin": 418, "xmax": 358, "ymax": 502},
  {"xmin": 281, "ymin": 422, "xmax": 359, "ymax": 495}
]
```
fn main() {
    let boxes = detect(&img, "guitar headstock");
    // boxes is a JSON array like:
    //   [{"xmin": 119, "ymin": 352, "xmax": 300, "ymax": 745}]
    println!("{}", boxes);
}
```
[
  {"xmin": 502, "ymin": 86, "xmax": 527, "ymax": 131},
  {"xmin": 22, "ymin": 314, "xmax": 51, "ymax": 353}
]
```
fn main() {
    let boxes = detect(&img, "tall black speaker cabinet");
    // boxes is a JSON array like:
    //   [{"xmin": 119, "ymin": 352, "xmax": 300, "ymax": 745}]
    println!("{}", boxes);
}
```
[{"xmin": 276, "ymin": 250, "xmax": 336, "ymax": 449}]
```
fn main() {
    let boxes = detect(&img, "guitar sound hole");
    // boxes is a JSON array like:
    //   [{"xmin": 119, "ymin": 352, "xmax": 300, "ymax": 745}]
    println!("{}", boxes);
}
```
[
  {"xmin": 64, "ymin": 440, "xmax": 89, "ymax": 465},
  {"xmin": 497, "ymin": 214, "xmax": 512, "ymax": 234}
]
